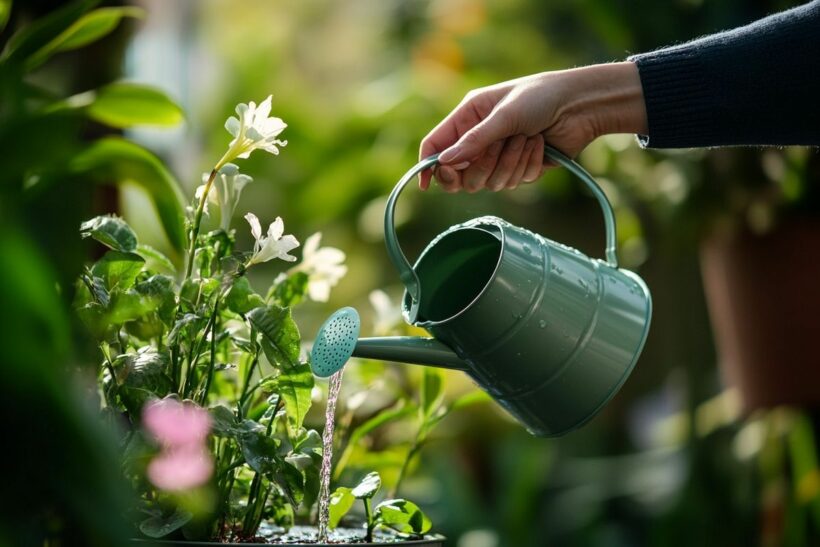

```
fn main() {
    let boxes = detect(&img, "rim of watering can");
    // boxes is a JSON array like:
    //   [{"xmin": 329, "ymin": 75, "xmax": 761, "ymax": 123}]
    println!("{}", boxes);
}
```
[{"xmin": 384, "ymin": 145, "xmax": 621, "ymax": 321}]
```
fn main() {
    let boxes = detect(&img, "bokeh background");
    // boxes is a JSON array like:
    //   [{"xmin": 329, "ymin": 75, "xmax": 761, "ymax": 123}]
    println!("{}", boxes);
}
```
[{"xmin": 3, "ymin": 0, "xmax": 820, "ymax": 545}]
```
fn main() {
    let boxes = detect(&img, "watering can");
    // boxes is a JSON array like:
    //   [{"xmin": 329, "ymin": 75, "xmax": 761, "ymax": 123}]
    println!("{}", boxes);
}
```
[{"xmin": 310, "ymin": 146, "xmax": 652, "ymax": 437}]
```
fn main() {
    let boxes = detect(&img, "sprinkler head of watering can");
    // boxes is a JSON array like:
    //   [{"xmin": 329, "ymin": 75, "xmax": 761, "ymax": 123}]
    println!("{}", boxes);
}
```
[
  {"xmin": 310, "ymin": 307, "xmax": 361, "ymax": 378},
  {"xmin": 310, "ymin": 307, "xmax": 469, "ymax": 379}
]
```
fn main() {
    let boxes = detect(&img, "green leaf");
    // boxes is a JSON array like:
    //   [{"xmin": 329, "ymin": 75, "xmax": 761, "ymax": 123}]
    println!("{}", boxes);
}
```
[
  {"xmin": 167, "ymin": 313, "xmax": 206, "ymax": 346},
  {"xmin": 1, "ymin": 0, "xmax": 94, "ymax": 67},
  {"xmin": 91, "ymin": 250, "xmax": 144, "ymax": 291},
  {"xmin": 351, "ymin": 471, "xmax": 381, "ymax": 500},
  {"xmin": 247, "ymin": 305, "xmax": 301, "ymax": 369},
  {"xmin": 374, "ymin": 499, "xmax": 432, "ymax": 535},
  {"xmin": 78, "ymin": 272, "xmax": 109, "ymax": 307},
  {"xmin": 114, "ymin": 347, "xmax": 172, "ymax": 414},
  {"xmin": 328, "ymin": 487, "xmax": 355, "ymax": 529},
  {"xmin": 237, "ymin": 420, "xmax": 304, "ymax": 507},
  {"xmin": 71, "ymin": 137, "xmax": 186, "ymax": 251},
  {"xmin": 107, "ymin": 288, "xmax": 155, "ymax": 325},
  {"xmin": 275, "ymin": 458, "xmax": 306, "ymax": 508},
  {"xmin": 136, "ymin": 244, "xmax": 176, "ymax": 275},
  {"xmin": 237, "ymin": 420, "xmax": 279, "ymax": 474},
  {"xmin": 225, "ymin": 277, "xmax": 265, "ymax": 315},
  {"xmin": 450, "ymin": 389, "xmax": 492, "ymax": 411},
  {"xmin": 277, "ymin": 363, "xmax": 314, "ymax": 437},
  {"xmin": 209, "ymin": 405, "xmax": 237, "ymax": 438},
  {"xmin": 82, "ymin": 82, "xmax": 184, "ymax": 128},
  {"xmin": 268, "ymin": 271, "xmax": 309, "ymax": 308},
  {"xmin": 0, "ymin": 0, "xmax": 12, "ymax": 35},
  {"xmin": 133, "ymin": 274, "xmax": 175, "ymax": 324},
  {"xmin": 80, "ymin": 215, "xmax": 137, "ymax": 252},
  {"xmin": 420, "ymin": 368, "xmax": 444, "ymax": 421},
  {"xmin": 26, "ymin": 7, "xmax": 144, "ymax": 70},
  {"xmin": 139, "ymin": 507, "xmax": 193, "ymax": 539},
  {"xmin": 179, "ymin": 278, "xmax": 219, "ymax": 311}
]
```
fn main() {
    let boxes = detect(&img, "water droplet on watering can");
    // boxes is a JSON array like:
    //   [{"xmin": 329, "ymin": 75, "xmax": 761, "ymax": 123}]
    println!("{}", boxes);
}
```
[
  {"xmin": 539, "ymin": 320, "xmax": 547, "ymax": 328},
  {"xmin": 523, "ymin": 245, "xmax": 532, "ymax": 255}
]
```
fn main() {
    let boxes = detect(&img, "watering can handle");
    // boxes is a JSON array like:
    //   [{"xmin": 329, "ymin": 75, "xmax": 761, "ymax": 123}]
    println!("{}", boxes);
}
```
[{"xmin": 385, "ymin": 145, "xmax": 620, "ymax": 305}]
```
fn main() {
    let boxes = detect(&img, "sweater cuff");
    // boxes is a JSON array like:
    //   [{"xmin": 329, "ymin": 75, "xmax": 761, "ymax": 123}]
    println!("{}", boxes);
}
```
[{"xmin": 629, "ymin": 46, "xmax": 716, "ymax": 148}]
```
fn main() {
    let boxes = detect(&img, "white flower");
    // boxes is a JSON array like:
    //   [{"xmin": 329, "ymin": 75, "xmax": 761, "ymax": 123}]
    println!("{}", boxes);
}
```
[
  {"xmin": 293, "ymin": 232, "xmax": 347, "ymax": 302},
  {"xmin": 244, "ymin": 213, "xmax": 299, "ymax": 266},
  {"xmin": 194, "ymin": 164, "xmax": 252, "ymax": 231},
  {"xmin": 369, "ymin": 289, "xmax": 403, "ymax": 335},
  {"xmin": 220, "ymin": 95, "xmax": 287, "ymax": 166},
  {"xmin": 214, "ymin": 164, "xmax": 252, "ymax": 231},
  {"xmin": 194, "ymin": 182, "xmax": 217, "ymax": 216}
]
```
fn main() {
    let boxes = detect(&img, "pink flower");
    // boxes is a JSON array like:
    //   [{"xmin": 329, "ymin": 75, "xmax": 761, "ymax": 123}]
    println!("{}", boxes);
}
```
[
  {"xmin": 143, "ymin": 398, "xmax": 212, "ymax": 448},
  {"xmin": 142, "ymin": 398, "xmax": 214, "ymax": 491},
  {"xmin": 147, "ymin": 446, "xmax": 214, "ymax": 492}
]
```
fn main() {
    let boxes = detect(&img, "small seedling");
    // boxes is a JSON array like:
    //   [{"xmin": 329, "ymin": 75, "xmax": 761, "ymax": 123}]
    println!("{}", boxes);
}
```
[{"xmin": 328, "ymin": 471, "xmax": 432, "ymax": 542}]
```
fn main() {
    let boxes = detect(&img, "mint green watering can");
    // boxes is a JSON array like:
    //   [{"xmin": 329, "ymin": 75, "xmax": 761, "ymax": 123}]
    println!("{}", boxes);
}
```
[{"xmin": 310, "ymin": 146, "xmax": 652, "ymax": 437}]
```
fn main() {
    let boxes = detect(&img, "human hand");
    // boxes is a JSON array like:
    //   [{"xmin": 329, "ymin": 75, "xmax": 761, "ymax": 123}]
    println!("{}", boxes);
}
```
[{"xmin": 419, "ymin": 62, "xmax": 647, "ymax": 192}]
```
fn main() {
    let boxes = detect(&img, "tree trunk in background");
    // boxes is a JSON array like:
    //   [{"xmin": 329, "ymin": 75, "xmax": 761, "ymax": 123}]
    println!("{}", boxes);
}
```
[{"xmin": 700, "ymin": 217, "xmax": 820, "ymax": 411}]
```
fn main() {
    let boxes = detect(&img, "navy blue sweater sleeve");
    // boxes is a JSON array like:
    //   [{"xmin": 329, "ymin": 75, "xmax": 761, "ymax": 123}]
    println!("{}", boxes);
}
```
[{"xmin": 629, "ymin": 1, "xmax": 820, "ymax": 148}]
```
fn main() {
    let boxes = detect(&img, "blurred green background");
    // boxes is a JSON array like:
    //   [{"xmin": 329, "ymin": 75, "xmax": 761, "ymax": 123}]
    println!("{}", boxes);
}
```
[{"xmin": 3, "ymin": 0, "xmax": 820, "ymax": 545}]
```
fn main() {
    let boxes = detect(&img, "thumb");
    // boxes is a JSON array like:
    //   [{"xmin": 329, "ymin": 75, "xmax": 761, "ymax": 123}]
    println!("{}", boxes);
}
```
[{"xmin": 439, "ymin": 110, "xmax": 511, "ymax": 164}]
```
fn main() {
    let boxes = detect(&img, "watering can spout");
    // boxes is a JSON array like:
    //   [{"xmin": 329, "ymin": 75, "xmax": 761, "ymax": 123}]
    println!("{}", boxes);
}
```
[{"xmin": 352, "ymin": 337, "xmax": 468, "ymax": 371}]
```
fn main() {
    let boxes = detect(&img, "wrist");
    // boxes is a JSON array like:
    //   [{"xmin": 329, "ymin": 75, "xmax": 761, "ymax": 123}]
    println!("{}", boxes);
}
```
[{"xmin": 560, "ymin": 62, "xmax": 648, "ymax": 139}]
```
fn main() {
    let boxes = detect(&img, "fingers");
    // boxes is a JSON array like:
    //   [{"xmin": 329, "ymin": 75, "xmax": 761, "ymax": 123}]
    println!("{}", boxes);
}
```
[
  {"xmin": 439, "ymin": 108, "xmax": 511, "ymax": 165},
  {"xmin": 435, "ymin": 165, "xmax": 462, "ymax": 193},
  {"xmin": 486, "ymin": 135, "xmax": 527, "ymax": 192},
  {"xmin": 428, "ymin": 134, "xmax": 547, "ymax": 192},
  {"xmin": 462, "ymin": 140, "xmax": 505, "ymax": 192},
  {"xmin": 506, "ymin": 139, "xmax": 534, "ymax": 191},
  {"xmin": 521, "ymin": 134, "xmax": 545, "ymax": 184}
]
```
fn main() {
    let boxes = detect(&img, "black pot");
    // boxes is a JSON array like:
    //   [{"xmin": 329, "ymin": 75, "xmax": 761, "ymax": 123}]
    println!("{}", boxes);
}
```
[{"xmin": 132, "ymin": 526, "xmax": 445, "ymax": 547}]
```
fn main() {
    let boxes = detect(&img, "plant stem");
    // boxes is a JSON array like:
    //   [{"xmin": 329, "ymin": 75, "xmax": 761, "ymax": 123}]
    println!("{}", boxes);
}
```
[
  {"xmin": 242, "ymin": 472, "xmax": 263, "ymax": 535},
  {"xmin": 184, "ymin": 295, "xmax": 220, "ymax": 398},
  {"xmin": 200, "ymin": 296, "xmax": 221, "ymax": 405},
  {"xmin": 184, "ymin": 168, "xmax": 217, "ymax": 280},
  {"xmin": 390, "ymin": 438, "xmax": 422, "ymax": 499},
  {"xmin": 100, "ymin": 344, "xmax": 119, "ymax": 406},
  {"xmin": 364, "ymin": 498, "xmax": 374, "ymax": 542}
]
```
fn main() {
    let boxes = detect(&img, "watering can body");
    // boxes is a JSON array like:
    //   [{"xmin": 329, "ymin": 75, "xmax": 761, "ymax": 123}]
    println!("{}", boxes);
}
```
[{"xmin": 348, "ymin": 147, "xmax": 652, "ymax": 437}]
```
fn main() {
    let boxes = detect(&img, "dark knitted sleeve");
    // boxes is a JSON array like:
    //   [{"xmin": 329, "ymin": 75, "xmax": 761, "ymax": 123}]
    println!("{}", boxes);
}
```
[{"xmin": 629, "ymin": 0, "xmax": 820, "ymax": 148}]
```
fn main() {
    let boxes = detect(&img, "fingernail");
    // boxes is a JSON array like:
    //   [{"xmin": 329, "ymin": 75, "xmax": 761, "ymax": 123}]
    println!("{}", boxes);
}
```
[
  {"xmin": 439, "ymin": 146, "xmax": 463, "ymax": 163},
  {"xmin": 453, "ymin": 161, "xmax": 471, "ymax": 170}
]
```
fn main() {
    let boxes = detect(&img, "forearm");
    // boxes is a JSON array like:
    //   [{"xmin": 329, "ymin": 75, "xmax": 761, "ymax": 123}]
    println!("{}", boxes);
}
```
[{"xmin": 629, "ymin": 0, "xmax": 820, "ymax": 148}]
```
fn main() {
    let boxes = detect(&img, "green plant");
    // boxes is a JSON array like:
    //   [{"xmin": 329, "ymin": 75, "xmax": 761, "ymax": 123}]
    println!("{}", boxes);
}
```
[
  {"xmin": 0, "ymin": 0, "xmax": 193, "ymax": 543},
  {"xmin": 329, "ymin": 472, "xmax": 432, "ymax": 542},
  {"xmin": 74, "ymin": 91, "xmax": 435, "ymax": 542}
]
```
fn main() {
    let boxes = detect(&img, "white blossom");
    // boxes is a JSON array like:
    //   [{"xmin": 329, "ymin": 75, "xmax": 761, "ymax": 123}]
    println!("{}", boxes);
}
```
[
  {"xmin": 369, "ymin": 289, "xmax": 403, "ymax": 335},
  {"xmin": 213, "ymin": 164, "xmax": 252, "ymax": 231},
  {"xmin": 244, "ymin": 213, "xmax": 299, "ymax": 266},
  {"xmin": 220, "ymin": 95, "xmax": 287, "ymax": 166},
  {"xmin": 292, "ymin": 232, "xmax": 347, "ymax": 302},
  {"xmin": 193, "ymin": 165, "xmax": 251, "ymax": 231}
]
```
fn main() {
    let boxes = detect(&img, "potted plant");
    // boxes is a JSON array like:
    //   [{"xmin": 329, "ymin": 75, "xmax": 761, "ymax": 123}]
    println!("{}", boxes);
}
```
[
  {"xmin": 74, "ymin": 95, "xmax": 444, "ymax": 545},
  {"xmin": 583, "ymin": 136, "xmax": 820, "ymax": 412}
]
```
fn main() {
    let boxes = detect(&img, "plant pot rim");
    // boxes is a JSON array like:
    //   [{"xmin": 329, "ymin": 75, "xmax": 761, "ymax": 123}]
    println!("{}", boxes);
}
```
[{"xmin": 131, "ymin": 534, "xmax": 446, "ymax": 546}]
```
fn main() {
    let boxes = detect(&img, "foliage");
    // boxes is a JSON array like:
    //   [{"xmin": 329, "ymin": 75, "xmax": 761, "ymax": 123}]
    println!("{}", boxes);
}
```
[
  {"xmin": 72, "ymin": 78, "xmax": 437, "ymax": 542},
  {"xmin": 330, "ymin": 471, "xmax": 432, "ymax": 541},
  {"xmin": 0, "ymin": 0, "xmax": 186, "ymax": 544}
]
